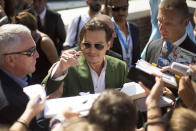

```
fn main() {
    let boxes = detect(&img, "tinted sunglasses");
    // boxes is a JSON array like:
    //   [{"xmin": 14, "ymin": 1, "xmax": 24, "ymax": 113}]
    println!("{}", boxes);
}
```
[
  {"xmin": 82, "ymin": 42, "xmax": 105, "ymax": 50},
  {"xmin": 4, "ymin": 46, "xmax": 37, "ymax": 57},
  {"xmin": 111, "ymin": 5, "xmax": 129, "ymax": 12}
]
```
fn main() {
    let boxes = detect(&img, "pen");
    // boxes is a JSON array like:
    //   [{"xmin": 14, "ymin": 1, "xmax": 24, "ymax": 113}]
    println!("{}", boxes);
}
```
[
  {"xmin": 36, "ymin": 98, "xmax": 41, "ymax": 103},
  {"xmin": 82, "ymin": 100, "xmax": 88, "ymax": 104},
  {"xmin": 75, "ymin": 53, "xmax": 80, "ymax": 57}
]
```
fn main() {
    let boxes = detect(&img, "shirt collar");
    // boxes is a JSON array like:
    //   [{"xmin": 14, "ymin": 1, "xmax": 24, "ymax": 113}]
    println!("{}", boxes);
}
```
[
  {"xmin": 39, "ymin": 7, "xmax": 47, "ymax": 19},
  {"xmin": 88, "ymin": 57, "xmax": 107, "ymax": 75},
  {"xmin": 0, "ymin": 67, "xmax": 28, "ymax": 87},
  {"xmin": 171, "ymin": 32, "xmax": 187, "ymax": 47}
]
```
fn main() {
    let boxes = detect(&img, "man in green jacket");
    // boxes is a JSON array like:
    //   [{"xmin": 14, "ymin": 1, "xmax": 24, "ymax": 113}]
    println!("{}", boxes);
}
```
[{"xmin": 43, "ymin": 19, "xmax": 127, "ymax": 97}]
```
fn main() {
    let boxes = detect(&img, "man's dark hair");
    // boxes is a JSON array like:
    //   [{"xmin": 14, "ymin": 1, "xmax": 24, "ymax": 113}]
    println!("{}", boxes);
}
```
[
  {"xmin": 79, "ymin": 19, "xmax": 113, "ymax": 44},
  {"xmin": 88, "ymin": 89, "xmax": 137, "ymax": 131},
  {"xmin": 159, "ymin": 0, "xmax": 189, "ymax": 20}
]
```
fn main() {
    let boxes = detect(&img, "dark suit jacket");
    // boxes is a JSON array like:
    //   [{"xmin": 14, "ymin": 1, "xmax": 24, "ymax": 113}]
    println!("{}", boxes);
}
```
[
  {"xmin": 145, "ymin": 36, "xmax": 196, "ymax": 64},
  {"xmin": 110, "ymin": 22, "xmax": 140, "ymax": 65},
  {"xmin": 0, "ymin": 69, "xmax": 48, "ymax": 130},
  {"xmin": 43, "ymin": 55, "xmax": 128, "ymax": 97},
  {"xmin": 41, "ymin": 9, "xmax": 66, "ymax": 56},
  {"xmin": 0, "ymin": 69, "xmax": 31, "ymax": 124}
]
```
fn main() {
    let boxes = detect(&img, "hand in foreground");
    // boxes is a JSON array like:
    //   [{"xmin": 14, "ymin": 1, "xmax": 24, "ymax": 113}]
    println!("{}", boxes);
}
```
[
  {"xmin": 25, "ymin": 95, "xmax": 46, "ymax": 118},
  {"xmin": 178, "ymin": 76, "xmax": 196, "ymax": 110},
  {"xmin": 62, "ymin": 107, "xmax": 80, "ymax": 119},
  {"xmin": 139, "ymin": 76, "xmax": 164, "ymax": 106}
]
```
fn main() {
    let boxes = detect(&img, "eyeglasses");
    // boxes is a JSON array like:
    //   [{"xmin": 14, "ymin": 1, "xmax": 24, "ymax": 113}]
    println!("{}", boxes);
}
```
[
  {"xmin": 3, "ymin": 46, "xmax": 37, "ymax": 57},
  {"xmin": 111, "ymin": 5, "xmax": 129, "ymax": 12},
  {"xmin": 82, "ymin": 42, "xmax": 105, "ymax": 50}
]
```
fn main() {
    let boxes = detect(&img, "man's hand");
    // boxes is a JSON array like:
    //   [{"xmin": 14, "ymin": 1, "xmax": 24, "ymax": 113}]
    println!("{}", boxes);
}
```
[
  {"xmin": 178, "ymin": 76, "xmax": 196, "ymax": 110},
  {"xmin": 47, "ymin": 82, "xmax": 64, "ymax": 99},
  {"xmin": 139, "ymin": 76, "xmax": 164, "ymax": 106},
  {"xmin": 53, "ymin": 50, "xmax": 82, "ymax": 79}
]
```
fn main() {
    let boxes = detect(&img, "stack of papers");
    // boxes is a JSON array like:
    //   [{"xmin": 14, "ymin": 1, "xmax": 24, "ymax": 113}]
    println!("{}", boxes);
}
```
[
  {"xmin": 23, "ymin": 85, "xmax": 100, "ymax": 118},
  {"xmin": 121, "ymin": 82, "xmax": 147, "ymax": 100},
  {"xmin": 23, "ymin": 84, "xmax": 46, "ymax": 99},
  {"xmin": 136, "ymin": 59, "xmax": 177, "ymax": 87},
  {"xmin": 44, "ymin": 94, "xmax": 100, "ymax": 118}
]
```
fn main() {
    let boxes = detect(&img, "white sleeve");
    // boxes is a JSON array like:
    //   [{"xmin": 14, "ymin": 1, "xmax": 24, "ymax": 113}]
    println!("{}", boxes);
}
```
[
  {"xmin": 63, "ymin": 15, "xmax": 80, "ymax": 47},
  {"xmin": 51, "ymin": 64, "xmax": 68, "ymax": 81}
]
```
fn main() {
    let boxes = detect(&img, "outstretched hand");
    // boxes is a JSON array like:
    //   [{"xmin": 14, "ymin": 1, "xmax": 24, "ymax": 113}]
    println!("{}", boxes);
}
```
[{"xmin": 139, "ymin": 76, "xmax": 164, "ymax": 106}]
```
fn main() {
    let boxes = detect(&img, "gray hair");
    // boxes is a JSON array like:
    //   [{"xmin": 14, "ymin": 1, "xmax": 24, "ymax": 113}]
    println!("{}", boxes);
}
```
[{"xmin": 0, "ymin": 24, "xmax": 31, "ymax": 65}]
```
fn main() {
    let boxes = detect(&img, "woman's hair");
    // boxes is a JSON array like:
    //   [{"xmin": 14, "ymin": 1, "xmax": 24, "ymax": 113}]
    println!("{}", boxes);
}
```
[
  {"xmin": 12, "ymin": 11, "xmax": 37, "ymax": 31},
  {"xmin": 169, "ymin": 107, "xmax": 196, "ymax": 131}
]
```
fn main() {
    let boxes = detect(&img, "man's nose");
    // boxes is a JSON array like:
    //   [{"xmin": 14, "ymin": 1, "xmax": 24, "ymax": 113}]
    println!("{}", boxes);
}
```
[{"xmin": 34, "ymin": 50, "xmax": 39, "ymax": 58}]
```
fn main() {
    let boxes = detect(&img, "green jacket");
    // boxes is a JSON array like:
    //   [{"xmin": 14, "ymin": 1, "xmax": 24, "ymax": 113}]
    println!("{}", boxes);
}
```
[{"xmin": 42, "ymin": 55, "xmax": 128, "ymax": 97}]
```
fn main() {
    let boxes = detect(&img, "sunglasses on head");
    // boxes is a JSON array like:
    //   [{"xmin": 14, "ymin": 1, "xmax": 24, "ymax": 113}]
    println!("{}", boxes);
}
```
[
  {"xmin": 4, "ymin": 46, "xmax": 37, "ymax": 57},
  {"xmin": 111, "ymin": 5, "xmax": 129, "ymax": 12},
  {"xmin": 82, "ymin": 42, "xmax": 105, "ymax": 50}
]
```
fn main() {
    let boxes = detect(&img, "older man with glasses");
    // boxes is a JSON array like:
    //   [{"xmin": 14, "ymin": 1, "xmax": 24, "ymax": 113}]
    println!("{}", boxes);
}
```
[
  {"xmin": 0, "ymin": 24, "xmax": 46, "ymax": 129},
  {"xmin": 43, "ymin": 19, "xmax": 128, "ymax": 97},
  {"xmin": 109, "ymin": 0, "xmax": 140, "ymax": 68}
]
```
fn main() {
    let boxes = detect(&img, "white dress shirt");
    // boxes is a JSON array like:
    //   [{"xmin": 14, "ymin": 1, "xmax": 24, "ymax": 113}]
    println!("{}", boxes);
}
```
[
  {"xmin": 89, "ymin": 58, "xmax": 107, "ymax": 93},
  {"xmin": 162, "ymin": 32, "xmax": 187, "ymax": 48},
  {"xmin": 112, "ymin": 19, "xmax": 133, "ymax": 66},
  {"xmin": 63, "ymin": 12, "xmax": 90, "ymax": 47},
  {"xmin": 38, "ymin": 7, "xmax": 47, "ymax": 26}
]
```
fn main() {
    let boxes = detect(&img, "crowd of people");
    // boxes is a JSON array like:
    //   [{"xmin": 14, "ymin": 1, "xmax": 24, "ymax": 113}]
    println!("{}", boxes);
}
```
[{"xmin": 0, "ymin": 0, "xmax": 196, "ymax": 130}]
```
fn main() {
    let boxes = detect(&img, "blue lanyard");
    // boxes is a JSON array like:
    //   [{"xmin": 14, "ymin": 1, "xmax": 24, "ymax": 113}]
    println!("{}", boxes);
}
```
[{"xmin": 113, "ymin": 23, "xmax": 131, "ymax": 56}]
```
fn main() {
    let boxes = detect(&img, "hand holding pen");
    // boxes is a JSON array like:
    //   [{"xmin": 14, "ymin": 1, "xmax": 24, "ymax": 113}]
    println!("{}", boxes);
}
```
[{"xmin": 53, "ymin": 50, "xmax": 82, "ymax": 78}]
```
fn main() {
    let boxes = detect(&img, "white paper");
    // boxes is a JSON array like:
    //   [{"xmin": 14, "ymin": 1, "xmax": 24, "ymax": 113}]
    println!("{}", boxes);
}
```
[
  {"xmin": 136, "ymin": 59, "xmax": 177, "ymax": 87},
  {"xmin": 121, "ymin": 82, "xmax": 147, "ymax": 100},
  {"xmin": 23, "ymin": 84, "xmax": 46, "ymax": 99},
  {"xmin": 134, "ymin": 96, "xmax": 173, "ymax": 112},
  {"xmin": 44, "ymin": 93, "xmax": 100, "ymax": 118}
]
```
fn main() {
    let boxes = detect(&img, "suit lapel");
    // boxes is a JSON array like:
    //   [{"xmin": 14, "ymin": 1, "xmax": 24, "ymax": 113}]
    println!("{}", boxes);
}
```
[
  {"xmin": 77, "ymin": 55, "xmax": 94, "ymax": 93},
  {"xmin": 105, "ymin": 56, "xmax": 115, "ymax": 89}
]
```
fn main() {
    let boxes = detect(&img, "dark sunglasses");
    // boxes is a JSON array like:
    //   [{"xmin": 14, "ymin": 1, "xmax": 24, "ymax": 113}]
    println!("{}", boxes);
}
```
[
  {"xmin": 4, "ymin": 46, "xmax": 37, "ymax": 57},
  {"xmin": 111, "ymin": 5, "xmax": 129, "ymax": 12},
  {"xmin": 82, "ymin": 42, "xmax": 105, "ymax": 50}
]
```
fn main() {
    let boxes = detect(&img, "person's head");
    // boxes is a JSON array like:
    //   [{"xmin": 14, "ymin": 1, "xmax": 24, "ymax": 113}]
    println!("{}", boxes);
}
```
[
  {"xmin": 86, "ymin": 0, "xmax": 102, "ymax": 13},
  {"xmin": 52, "ymin": 117, "xmax": 103, "ymax": 131},
  {"xmin": 13, "ymin": 11, "xmax": 37, "ymax": 38},
  {"xmin": 79, "ymin": 19, "xmax": 112, "ymax": 66},
  {"xmin": 33, "ymin": 0, "xmax": 47, "ymax": 15},
  {"xmin": 109, "ymin": 0, "xmax": 129, "ymax": 23},
  {"xmin": 88, "ymin": 89, "xmax": 137, "ymax": 131},
  {"xmin": 158, "ymin": 0, "xmax": 189, "ymax": 43},
  {"xmin": 92, "ymin": 14, "xmax": 116, "ymax": 47},
  {"xmin": 0, "ymin": 24, "xmax": 39, "ymax": 78},
  {"xmin": 169, "ymin": 107, "xmax": 196, "ymax": 131}
]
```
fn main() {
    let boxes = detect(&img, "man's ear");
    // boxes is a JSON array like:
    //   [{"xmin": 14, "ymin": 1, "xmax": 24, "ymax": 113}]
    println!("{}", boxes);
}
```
[
  {"xmin": 106, "ymin": 42, "xmax": 111, "ymax": 50},
  {"xmin": 4, "ymin": 55, "xmax": 16, "ymax": 67},
  {"xmin": 184, "ymin": 18, "xmax": 189, "ymax": 27}
]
